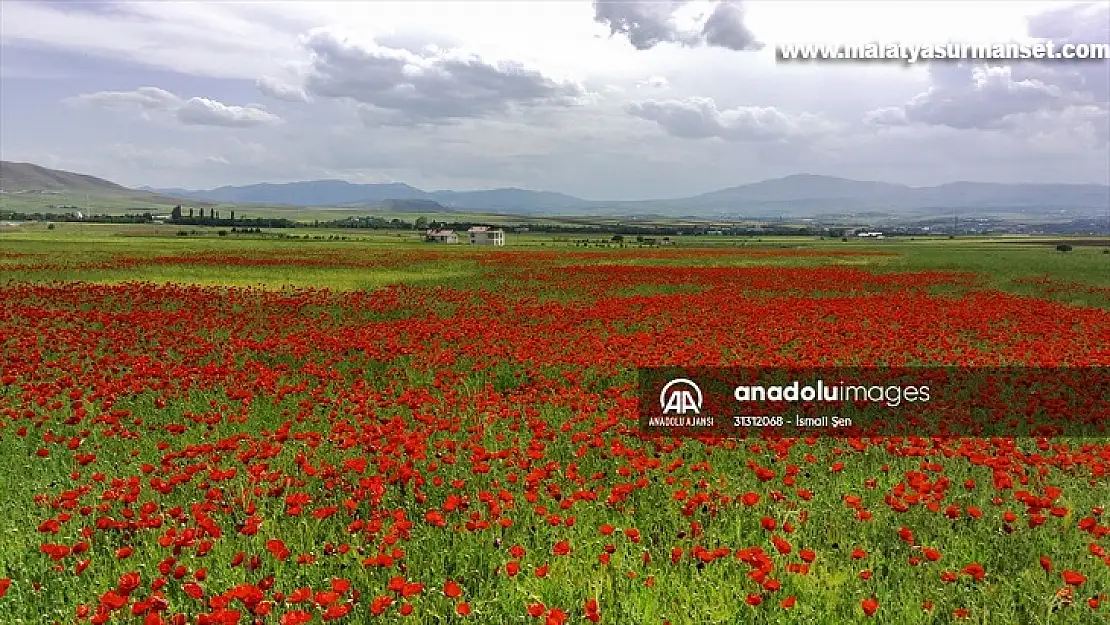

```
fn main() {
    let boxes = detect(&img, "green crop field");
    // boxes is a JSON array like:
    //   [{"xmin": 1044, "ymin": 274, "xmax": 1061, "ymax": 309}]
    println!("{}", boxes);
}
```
[
  {"xmin": 1, "ymin": 224, "xmax": 1108, "ymax": 625},
  {"xmin": 2, "ymin": 223, "xmax": 1107, "ymax": 303}
]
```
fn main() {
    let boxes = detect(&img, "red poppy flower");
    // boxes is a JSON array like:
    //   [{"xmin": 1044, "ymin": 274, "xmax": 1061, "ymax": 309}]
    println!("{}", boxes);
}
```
[
  {"xmin": 861, "ymin": 597, "xmax": 879, "ymax": 616},
  {"xmin": 1062, "ymin": 570, "xmax": 1087, "ymax": 586},
  {"xmin": 182, "ymin": 583, "xmax": 204, "ymax": 600},
  {"xmin": 962, "ymin": 563, "xmax": 986, "ymax": 582},
  {"xmin": 584, "ymin": 599, "xmax": 600, "ymax": 623},
  {"xmin": 370, "ymin": 595, "xmax": 394, "ymax": 616},
  {"xmin": 281, "ymin": 611, "xmax": 313, "ymax": 625}
]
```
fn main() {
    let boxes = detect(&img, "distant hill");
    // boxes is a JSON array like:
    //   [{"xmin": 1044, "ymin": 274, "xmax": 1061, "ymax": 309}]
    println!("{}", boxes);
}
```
[
  {"xmin": 1, "ymin": 161, "xmax": 195, "ymax": 205},
  {"xmin": 156, "ymin": 180, "xmax": 430, "ymax": 206},
  {"xmin": 1, "ymin": 161, "xmax": 133, "ymax": 193},
  {"xmin": 377, "ymin": 199, "xmax": 450, "ymax": 212},
  {"xmin": 151, "ymin": 180, "xmax": 591, "ymax": 212},
  {"xmin": 6, "ymin": 161, "xmax": 1107, "ymax": 219},
  {"xmin": 152, "ymin": 173, "xmax": 1107, "ymax": 218},
  {"xmin": 908, "ymin": 182, "xmax": 1110, "ymax": 210},
  {"xmin": 431, "ymin": 188, "xmax": 590, "ymax": 213},
  {"xmin": 691, "ymin": 174, "xmax": 908, "ymax": 204},
  {"xmin": 591, "ymin": 176, "xmax": 1110, "ymax": 218}
]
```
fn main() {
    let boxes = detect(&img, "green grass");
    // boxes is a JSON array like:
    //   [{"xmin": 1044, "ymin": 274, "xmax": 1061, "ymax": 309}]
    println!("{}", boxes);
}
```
[
  {"xmin": 0, "ymin": 226, "xmax": 1108, "ymax": 624},
  {"xmin": 3, "ymin": 224, "xmax": 1106, "ymax": 306}
]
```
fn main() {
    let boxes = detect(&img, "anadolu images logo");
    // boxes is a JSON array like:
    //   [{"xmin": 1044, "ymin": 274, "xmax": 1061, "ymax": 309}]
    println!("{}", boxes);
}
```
[{"xmin": 660, "ymin": 378, "xmax": 703, "ymax": 415}]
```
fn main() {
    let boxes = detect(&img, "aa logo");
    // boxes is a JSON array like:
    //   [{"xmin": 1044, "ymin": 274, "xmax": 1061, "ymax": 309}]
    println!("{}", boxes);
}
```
[{"xmin": 660, "ymin": 378, "xmax": 703, "ymax": 415}]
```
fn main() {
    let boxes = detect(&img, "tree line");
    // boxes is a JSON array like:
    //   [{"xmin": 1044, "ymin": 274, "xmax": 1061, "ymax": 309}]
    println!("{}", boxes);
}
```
[{"xmin": 3, "ymin": 206, "xmax": 828, "ymax": 237}]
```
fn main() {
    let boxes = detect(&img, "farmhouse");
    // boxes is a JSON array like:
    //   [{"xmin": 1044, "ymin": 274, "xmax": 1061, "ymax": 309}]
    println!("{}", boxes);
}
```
[
  {"xmin": 468, "ymin": 226, "xmax": 505, "ymax": 246},
  {"xmin": 857, "ymin": 231, "xmax": 885, "ymax": 239},
  {"xmin": 425, "ymin": 228, "xmax": 458, "ymax": 243}
]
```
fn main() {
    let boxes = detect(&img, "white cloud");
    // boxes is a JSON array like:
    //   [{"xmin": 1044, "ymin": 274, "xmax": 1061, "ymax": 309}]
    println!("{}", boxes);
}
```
[
  {"xmin": 67, "ymin": 87, "xmax": 281, "ymax": 127},
  {"xmin": 1, "ymin": 0, "xmax": 1106, "ymax": 196},
  {"xmin": 593, "ymin": 0, "xmax": 763, "ymax": 51},
  {"xmin": 295, "ymin": 29, "xmax": 588, "ymax": 125},
  {"xmin": 68, "ymin": 86, "xmax": 182, "ymax": 111},
  {"xmin": 176, "ymin": 98, "xmax": 282, "ymax": 127},
  {"xmin": 864, "ymin": 3, "xmax": 1109, "ymax": 145},
  {"xmin": 257, "ymin": 77, "xmax": 310, "ymax": 103},
  {"xmin": 0, "ymin": 1, "xmax": 301, "ymax": 79},
  {"xmin": 627, "ymin": 97, "xmax": 835, "ymax": 142}
]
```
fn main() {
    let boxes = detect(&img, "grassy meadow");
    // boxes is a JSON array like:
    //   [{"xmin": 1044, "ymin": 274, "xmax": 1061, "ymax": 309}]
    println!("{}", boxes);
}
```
[
  {"xmin": 1, "ymin": 222, "xmax": 1107, "ymax": 303},
  {"xmin": 0, "ymin": 221, "xmax": 1108, "ymax": 625}
]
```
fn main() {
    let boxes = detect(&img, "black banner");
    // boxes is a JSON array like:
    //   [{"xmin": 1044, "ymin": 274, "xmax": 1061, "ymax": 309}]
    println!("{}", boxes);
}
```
[{"xmin": 637, "ymin": 367, "xmax": 1110, "ymax": 437}]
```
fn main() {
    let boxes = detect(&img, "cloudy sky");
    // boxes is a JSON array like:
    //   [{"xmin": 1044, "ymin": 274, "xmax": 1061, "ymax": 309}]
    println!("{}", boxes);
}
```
[{"xmin": 1, "ymin": 1, "xmax": 1108, "ymax": 200}]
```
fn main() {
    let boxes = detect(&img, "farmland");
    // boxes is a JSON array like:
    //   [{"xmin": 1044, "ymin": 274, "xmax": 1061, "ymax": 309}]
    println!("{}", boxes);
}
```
[{"xmin": 1, "ymin": 225, "xmax": 1108, "ymax": 624}]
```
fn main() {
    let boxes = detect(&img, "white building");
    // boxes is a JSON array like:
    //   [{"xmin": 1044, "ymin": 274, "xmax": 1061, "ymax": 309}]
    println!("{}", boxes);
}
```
[
  {"xmin": 468, "ymin": 226, "xmax": 505, "ymax": 246},
  {"xmin": 425, "ymin": 229, "xmax": 458, "ymax": 243}
]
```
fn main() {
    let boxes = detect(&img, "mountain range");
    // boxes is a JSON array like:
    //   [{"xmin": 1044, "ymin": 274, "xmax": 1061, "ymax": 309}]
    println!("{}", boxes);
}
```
[
  {"xmin": 141, "ymin": 180, "xmax": 593, "ymax": 214},
  {"xmin": 0, "ymin": 161, "xmax": 206, "ymax": 206},
  {"xmin": 3, "ymin": 160, "xmax": 1107, "ymax": 219},
  {"xmin": 143, "ymin": 174, "xmax": 1110, "ymax": 219}
]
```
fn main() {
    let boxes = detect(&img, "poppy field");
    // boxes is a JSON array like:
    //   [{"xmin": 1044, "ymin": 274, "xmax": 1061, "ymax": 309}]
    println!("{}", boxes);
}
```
[{"xmin": 1, "ymin": 233, "xmax": 1108, "ymax": 624}]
